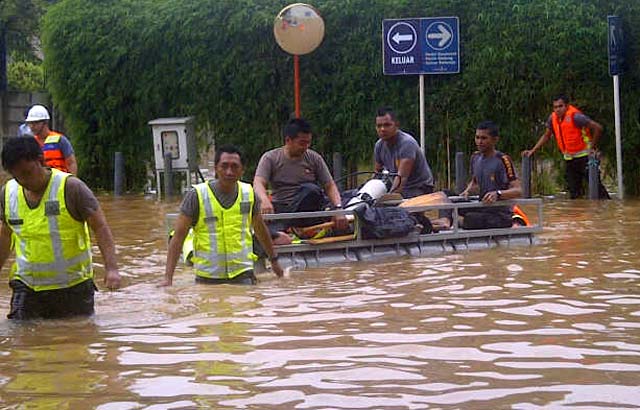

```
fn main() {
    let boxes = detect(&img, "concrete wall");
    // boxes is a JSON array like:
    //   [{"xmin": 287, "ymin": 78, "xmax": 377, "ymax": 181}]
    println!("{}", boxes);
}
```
[{"xmin": 0, "ymin": 91, "xmax": 50, "ymax": 137}]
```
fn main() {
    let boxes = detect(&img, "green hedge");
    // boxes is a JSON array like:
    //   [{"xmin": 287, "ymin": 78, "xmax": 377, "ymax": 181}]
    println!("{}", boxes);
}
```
[
  {"xmin": 7, "ymin": 56, "xmax": 45, "ymax": 91},
  {"xmin": 42, "ymin": 0, "xmax": 640, "ymax": 195}
]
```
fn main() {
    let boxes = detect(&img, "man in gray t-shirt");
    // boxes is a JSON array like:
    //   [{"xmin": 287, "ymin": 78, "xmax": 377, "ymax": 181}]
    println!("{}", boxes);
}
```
[
  {"xmin": 460, "ymin": 120, "xmax": 522, "ymax": 229},
  {"xmin": 374, "ymin": 107, "xmax": 434, "ymax": 198},
  {"xmin": 253, "ymin": 118, "xmax": 347, "ymax": 240},
  {"xmin": 254, "ymin": 146, "xmax": 334, "ymax": 207}
]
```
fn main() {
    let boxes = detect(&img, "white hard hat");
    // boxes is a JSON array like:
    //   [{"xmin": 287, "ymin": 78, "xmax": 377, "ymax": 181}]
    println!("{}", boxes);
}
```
[{"xmin": 25, "ymin": 105, "xmax": 50, "ymax": 122}]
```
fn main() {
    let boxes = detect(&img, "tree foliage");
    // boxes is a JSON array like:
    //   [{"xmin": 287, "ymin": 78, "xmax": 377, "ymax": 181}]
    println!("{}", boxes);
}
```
[
  {"xmin": 42, "ymin": 0, "xmax": 640, "ymax": 195},
  {"xmin": 7, "ymin": 55, "xmax": 45, "ymax": 91},
  {"xmin": 1, "ymin": 0, "xmax": 56, "ymax": 91},
  {"xmin": 1, "ymin": 0, "xmax": 55, "ymax": 59}
]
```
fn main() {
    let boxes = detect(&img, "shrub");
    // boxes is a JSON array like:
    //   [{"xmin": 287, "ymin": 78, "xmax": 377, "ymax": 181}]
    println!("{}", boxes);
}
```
[
  {"xmin": 42, "ymin": 0, "xmax": 640, "ymax": 195},
  {"xmin": 7, "ymin": 57, "xmax": 45, "ymax": 91}
]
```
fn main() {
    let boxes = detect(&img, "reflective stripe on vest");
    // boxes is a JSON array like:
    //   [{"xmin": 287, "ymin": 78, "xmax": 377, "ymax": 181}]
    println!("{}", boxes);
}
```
[
  {"xmin": 42, "ymin": 132, "xmax": 69, "ymax": 172},
  {"xmin": 5, "ymin": 169, "xmax": 92, "ymax": 291},
  {"xmin": 551, "ymin": 105, "xmax": 591, "ymax": 160},
  {"xmin": 191, "ymin": 181, "xmax": 256, "ymax": 279}
]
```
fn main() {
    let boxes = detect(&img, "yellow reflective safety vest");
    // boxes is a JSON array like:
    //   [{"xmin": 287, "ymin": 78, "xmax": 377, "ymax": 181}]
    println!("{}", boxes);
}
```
[
  {"xmin": 191, "ymin": 181, "xmax": 257, "ymax": 280},
  {"xmin": 4, "ymin": 168, "xmax": 93, "ymax": 291}
]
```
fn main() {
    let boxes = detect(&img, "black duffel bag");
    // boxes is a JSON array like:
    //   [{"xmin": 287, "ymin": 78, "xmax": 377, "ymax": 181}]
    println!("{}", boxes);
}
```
[{"xmin": 353, "ymin": 204, "xmax": 425, "ymax": 239}]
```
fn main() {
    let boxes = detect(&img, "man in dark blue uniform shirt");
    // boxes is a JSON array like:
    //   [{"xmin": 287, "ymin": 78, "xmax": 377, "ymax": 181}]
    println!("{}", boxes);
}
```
[{"xmin": 459, "ymin": 121, "xmax": 522, "ymax": 229}]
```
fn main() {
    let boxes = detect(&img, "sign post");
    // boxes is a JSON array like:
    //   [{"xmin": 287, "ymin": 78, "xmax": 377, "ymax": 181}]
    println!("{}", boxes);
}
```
[
  {"xmin": 383, "ymin": 17, "xmax": 460, "ymax": 153},
  {"xmin": 607, "ymin": 15, "xmax": 624, "ymax": 199}
]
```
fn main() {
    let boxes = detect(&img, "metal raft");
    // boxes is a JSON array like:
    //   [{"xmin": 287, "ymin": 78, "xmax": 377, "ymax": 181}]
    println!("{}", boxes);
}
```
[{"xmin": 261, "ymin": 198, "xmax": 544, "ymax": 271}]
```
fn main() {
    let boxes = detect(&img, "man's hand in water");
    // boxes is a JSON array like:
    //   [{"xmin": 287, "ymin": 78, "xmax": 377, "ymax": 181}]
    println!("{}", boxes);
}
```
[
  {"xmin": 104, "ymin": 269, "xmax": 122, "ymax": 290},
  {"xmin": 271, "ymin": 259, "xmax": 284, "ymax": 277}
]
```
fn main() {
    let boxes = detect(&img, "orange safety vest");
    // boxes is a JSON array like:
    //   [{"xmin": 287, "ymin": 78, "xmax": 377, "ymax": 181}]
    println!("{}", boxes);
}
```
[
  {"xmin": 512, "ymin": 205, "xmax": 531, "ymax": 227},
  {"xmin": 35, "ymin": 132, "xmax": 69, "ymax": 172},
  {"xmin": 551, "ymin": 105, "xmax": 591, "ymax": 160}
]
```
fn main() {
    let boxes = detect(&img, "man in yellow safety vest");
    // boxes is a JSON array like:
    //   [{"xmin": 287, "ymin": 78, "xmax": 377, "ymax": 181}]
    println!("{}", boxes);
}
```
[
  {"xmin": 162, "ymin": 144, "xmax": 283, "ymax": 286},
  {"xmin": 0, "ymin": 137, "xmax": 121, "ymax": 320}
]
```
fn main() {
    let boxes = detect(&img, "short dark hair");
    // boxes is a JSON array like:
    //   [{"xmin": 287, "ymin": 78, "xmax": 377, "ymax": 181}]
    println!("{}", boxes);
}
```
[
  {"xmin": 476, "ymin": 120, "xmax": 499, "ymax": 137},
  {"xmin": 1, "ymin": 137, "xmax": 43, "ymax": 171},
  {"xmin": 214, "ymin": 144, "xmax": 244, "ymax": 165},
  {"xmin": 283, "ymin": 118, "xmax": 312, "ymax": 140},
  {"xmin": 552, "ymin": 94, "xmax": 569, "ymax": 104},
  {"xmin": 376, "ymin": 106, "xmax": 397, "ymax": 121}
]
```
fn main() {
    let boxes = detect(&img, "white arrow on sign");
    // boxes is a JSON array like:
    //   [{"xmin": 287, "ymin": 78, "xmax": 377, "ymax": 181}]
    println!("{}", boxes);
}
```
[
  {"xmin": 392, "ymin": 32, "xmax": 413, "ymax": 45},
  {"xmin": 427, "ymin": 24, "xmax": 452, "ymax": 47}
]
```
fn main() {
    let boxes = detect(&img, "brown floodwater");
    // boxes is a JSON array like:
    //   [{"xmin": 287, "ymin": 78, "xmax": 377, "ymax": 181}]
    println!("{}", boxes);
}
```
[{"xmin": 1, "ymin": 195, "xmax": 639, "ymax": 409}]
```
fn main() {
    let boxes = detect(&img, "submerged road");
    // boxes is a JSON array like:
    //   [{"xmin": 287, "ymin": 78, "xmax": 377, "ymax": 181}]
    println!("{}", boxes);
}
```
[{"xmin": 0, "ymin": 195, "xmax": 639, "ymax": 409}]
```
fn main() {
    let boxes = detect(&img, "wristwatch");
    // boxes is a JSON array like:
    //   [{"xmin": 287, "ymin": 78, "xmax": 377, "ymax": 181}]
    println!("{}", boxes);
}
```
[{"xmin": 496, "ymin": 190, "xmax": 503, "ymax": 199}]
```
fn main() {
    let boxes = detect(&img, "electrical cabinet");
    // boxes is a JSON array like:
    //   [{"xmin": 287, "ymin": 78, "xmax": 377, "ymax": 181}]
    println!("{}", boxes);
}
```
[
  {"xmin": 149, "ymin": 117, "xmax": 197, "ymax": 171},
  {"xmin": 148, "ymin": 117, "xmax": 197, "ymax": 196}
]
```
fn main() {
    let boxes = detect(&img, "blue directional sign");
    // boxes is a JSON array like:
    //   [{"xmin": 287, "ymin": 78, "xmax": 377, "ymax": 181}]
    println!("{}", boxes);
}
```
[
  {"xmin": 607, "ymin": 15, "xmax": 625, "ymax": 76},
  {"xmin": 383, "ymin": 19, "xmax": 421, "ymax": 75},
  {"xmin": 383, "ymin": 16, "xmax": 460, "ymax": 75},
  {"xmin": 423, "ymin": 17, "xmax": 459, "ymax": 74}
]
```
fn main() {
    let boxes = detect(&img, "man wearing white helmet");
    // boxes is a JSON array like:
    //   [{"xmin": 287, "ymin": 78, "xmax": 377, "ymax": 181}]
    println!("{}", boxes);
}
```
[{"xmin": 25, "ymin": 104, "xmax": 78, "ymax": 174}]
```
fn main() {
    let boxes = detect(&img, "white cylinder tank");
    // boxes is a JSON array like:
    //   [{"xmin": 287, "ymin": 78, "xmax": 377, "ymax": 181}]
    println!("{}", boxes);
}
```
[{"xmin": 346, "ymin": 179, "xmax": 387, "ymax": 209}]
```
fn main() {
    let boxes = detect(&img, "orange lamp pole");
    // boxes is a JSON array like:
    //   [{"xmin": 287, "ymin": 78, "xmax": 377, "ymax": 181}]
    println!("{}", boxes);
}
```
[
  {"xmin": 294, "ymin": 54, "xmax": 301, "ymax": 118},
  {"xmin": 274, "ymin": 4, "xmax": 324, "ymax": 119}
]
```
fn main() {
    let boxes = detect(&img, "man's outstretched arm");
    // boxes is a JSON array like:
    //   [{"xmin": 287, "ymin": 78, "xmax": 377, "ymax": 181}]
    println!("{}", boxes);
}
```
[
  {"xmin": 162, "ymin": 213, "xmax": 192, "ymax": 286},
  {"xmin": 86, "ymin": 207, "xmax": 121, "ymax": 290}
]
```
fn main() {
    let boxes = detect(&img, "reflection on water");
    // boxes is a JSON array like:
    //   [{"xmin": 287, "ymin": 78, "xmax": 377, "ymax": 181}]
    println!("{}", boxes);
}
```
[{"xmin": 1, "ymin": 196, "xmax": 639, "ymax": 409}]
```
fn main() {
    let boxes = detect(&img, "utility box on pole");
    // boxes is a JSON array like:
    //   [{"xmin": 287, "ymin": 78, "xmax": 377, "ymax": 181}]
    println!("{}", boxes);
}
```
[{"xmin": 149, "ymin": 117, "xmax": 197, "ymax": 197}]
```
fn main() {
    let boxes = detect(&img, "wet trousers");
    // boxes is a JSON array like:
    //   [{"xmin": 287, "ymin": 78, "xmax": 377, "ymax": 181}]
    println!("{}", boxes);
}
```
[
  {"xmin": 195, "ymin": 270, "xmax": 257, "ymax": 285},
  {"xmin": 8, "ymin": 279, "xmax": 95, "ymax": 320},
  {"xmin": 565, "ymin": 157, "xmax": 610, "ymax": 199}
]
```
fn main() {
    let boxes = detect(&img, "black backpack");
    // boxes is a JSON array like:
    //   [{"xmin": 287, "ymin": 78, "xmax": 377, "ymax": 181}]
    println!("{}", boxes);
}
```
[{"xmin": 353, "ymin": 204, "xmax": 422, "ymax": 239}]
